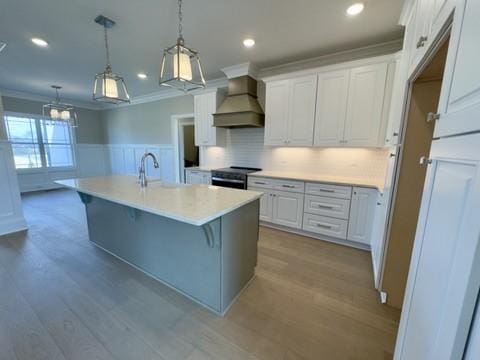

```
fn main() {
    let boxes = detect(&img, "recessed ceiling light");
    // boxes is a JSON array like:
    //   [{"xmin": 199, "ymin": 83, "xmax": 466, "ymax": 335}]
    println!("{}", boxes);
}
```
[
  {"xmin": 346, "ymin": 3, "xmax": 365, "ymax": 16},
  {"xmin": 243, "ymin": 38, "xmax": 255, "ymax": 48},
  {"xmin": 31, "ymin": 37, "xmax": 49, "ymax": 47},
  {"xmin": 137, "ymin": 73, "xmax": 148, "ymax": 79}
]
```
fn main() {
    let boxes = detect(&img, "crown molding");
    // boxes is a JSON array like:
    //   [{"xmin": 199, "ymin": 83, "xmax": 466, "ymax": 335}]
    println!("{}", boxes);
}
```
[
  {"xmin": 221, "ymin": 62, "xmax": 259, "ymax": 79},
  {"xmin": 258, "ymin": 39, "xmax": 404, "ymax": 80},
  {"xmin": 108, "ymin": 77, "xmax": 229, "ymax": 109},
  {"xmin": 0, "ymin": 87, "xmax": 105, "ymax": 110}
]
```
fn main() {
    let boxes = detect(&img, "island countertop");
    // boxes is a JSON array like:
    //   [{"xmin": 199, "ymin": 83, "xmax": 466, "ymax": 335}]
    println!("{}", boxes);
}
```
[{"xmin": 56, "ymin": 175, "xmax": 262, "ymax": 226}]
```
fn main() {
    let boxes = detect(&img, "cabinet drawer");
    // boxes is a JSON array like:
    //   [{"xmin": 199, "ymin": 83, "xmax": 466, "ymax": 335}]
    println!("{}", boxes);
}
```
[
  {"xmin": 271, "ymin": 179, "xmax": 305, "ymax": 193},
  {"xmin": 304, "ymin": 195, "xmax": 350, "ymax": 220},
  {"xmin": 303, "ymin": 213, "xmax": 348, "ymax": 239},
  {"xmin": 305, "ymin": 182, "xmax": 352, "ymax": 199},
  {"xmin": 248, "ymin": 177, "xmax": 274, "ymax": 189}
]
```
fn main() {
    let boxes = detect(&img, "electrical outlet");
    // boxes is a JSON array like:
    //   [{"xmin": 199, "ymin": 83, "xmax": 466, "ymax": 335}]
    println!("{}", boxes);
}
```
[{"xmin": 0, "ymin": 42, "xmax": 6, "ymax": 53}]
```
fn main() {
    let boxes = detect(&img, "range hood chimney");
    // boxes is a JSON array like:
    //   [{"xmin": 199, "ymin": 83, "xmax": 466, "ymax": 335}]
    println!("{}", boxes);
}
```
[{"xmin": 213, "ymin": 63, "xmax": 264, "ymax": 128}]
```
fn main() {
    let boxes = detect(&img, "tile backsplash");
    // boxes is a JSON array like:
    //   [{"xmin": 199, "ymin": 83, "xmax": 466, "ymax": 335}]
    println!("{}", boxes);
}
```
[{"xmin": 201, "ymin": 128, "xmax": 389, "ymax": 182}]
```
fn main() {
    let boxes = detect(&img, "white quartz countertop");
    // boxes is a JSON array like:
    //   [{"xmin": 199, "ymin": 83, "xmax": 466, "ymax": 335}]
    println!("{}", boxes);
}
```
[
  {"xmin": 250, "ymin": 171, "xmax": 385, "ymax": 192},
  {"xmin": 56, "ymin": 175, "xmax": 262, "ymax": 226},
  {"xmin": 185, "ymin": 166, "xmax": 214, "ymax": 172}
]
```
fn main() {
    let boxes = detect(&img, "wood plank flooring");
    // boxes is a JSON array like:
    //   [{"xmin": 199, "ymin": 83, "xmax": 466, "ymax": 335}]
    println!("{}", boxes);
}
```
[{"xmin": 0, "ymin": 189, "xmax": 400, "ymax": 360}]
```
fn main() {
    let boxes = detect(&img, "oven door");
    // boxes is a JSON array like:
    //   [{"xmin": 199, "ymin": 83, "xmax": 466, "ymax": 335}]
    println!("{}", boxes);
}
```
[{"xmin": 211, "ymin": 177, "xmax": 246, "ymax": 189}]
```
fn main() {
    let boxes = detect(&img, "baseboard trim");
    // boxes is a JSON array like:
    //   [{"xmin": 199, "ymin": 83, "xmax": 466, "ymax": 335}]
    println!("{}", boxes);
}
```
[
  {"xmin": 260, "ymin": 221, "xmax": 371, "ymax": 251},
  {"xmin": 0, "ymin": 217, "xmax": 28, "ymax": 236}
]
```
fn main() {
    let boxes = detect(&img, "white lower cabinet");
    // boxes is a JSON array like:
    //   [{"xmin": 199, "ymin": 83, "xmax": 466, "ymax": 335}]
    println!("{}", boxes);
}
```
[
  {"xmin": 249, "ymin": 176, "xmax": 378, "ymax": 248},
  {"xmin": 185, "ymin": 169, "xmax": 211, "ymax": 185},
  {"xmin": 271, "ymin": 190, "xmax": 304, "ymax": 229},
  {"xmin": 347, "ymin": 187, "xmax": 377, "ymax": 245},
  {"xmin": 303, "ymin": 213, "xmax": 348, "ymax": 239}
]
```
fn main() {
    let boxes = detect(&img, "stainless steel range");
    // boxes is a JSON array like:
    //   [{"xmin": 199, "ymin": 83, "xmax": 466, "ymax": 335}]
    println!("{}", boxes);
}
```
[{"xmin": 211, "ymin": 167, "xmax": 261, "ymax": 189}]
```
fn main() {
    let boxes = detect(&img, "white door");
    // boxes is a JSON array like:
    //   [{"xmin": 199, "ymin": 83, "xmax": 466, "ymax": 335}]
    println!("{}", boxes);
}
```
[
  {"xmin": 395, "ymin": 134, "xmax": 480, "ymax": 360},
  {"xmin": 250, "ymin": 187, "xmax": 273, "ymax": 222},
  {"xmin": 344, "ymin": 63, "xmax": 388, "ymax": 147},
  {"xmin": 286, "ymin": 75, "xmax": 317, "ymax": 146},
  {"xmin": 347, "ymin": 187, "xmax": 377, "ymax": 245},
  {"xmin": 435, "ymin": 0, "xmax": 480, "ymax": 138},
  {"xmin": 314, "ymin": 70, "xmax": 349, "ymax": 147},
  {"xmin": 271, "ymin": 190, "xmax": 304, "ymax": 229},
  {"xmin": 264, "ymin": 80, "xmax": 290, "ymax": 146},
  {"xmin": 464, "ymin": 296, "xmax": 480, "ymax": 360}
]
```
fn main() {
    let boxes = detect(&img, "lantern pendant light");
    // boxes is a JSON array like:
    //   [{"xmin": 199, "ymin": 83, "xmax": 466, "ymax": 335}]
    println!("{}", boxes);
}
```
[
  {"xmin": 159, "ymin": 0, "xmax": 206, "ymax": 92},
  {"xmin": 43, "ymin": 85, "xmax": 79, "ymax": 127},
  {"xmin": 93, "ymin": 15, "xmax": 130, "ymax": 104}
]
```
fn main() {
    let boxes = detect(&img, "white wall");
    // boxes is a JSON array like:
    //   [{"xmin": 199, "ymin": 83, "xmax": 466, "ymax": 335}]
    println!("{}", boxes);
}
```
[{"xmin": 201, "ymin": 128, "xmax": 389, "ymax": 183}]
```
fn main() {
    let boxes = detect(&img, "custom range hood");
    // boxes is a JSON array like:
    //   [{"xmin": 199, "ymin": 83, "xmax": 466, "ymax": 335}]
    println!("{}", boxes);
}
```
[{"xmin": 213, "ymin": 63, "xmax": 264, "ymax": 128}]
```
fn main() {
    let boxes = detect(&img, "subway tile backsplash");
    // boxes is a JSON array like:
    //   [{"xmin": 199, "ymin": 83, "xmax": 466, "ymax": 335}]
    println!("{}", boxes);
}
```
[{"xmin": 201, "ymin": 128, "xmax": 389, "ymax": 182}]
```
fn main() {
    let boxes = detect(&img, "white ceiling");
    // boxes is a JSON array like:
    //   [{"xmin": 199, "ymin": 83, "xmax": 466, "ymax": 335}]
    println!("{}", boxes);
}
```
[{"xmin": 0, "ymin": 0, "xmax": 404, "ymax": 103}]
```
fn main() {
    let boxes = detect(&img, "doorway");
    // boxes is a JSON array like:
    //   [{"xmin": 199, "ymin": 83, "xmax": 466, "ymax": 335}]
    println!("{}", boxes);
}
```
[
  {"xmin": 381, "ymin": 35, "xmax": 451, "ymax": 309},
  {"xmin": 178, "ymin": 119, "xmax": 198, "ymax": 183}
]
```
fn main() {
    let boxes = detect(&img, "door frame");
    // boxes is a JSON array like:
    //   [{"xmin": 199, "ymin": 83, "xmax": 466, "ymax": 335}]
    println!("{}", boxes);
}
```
[{"xmin": 171, "ymin": 113, "xmax": 195, "ymax": 183}]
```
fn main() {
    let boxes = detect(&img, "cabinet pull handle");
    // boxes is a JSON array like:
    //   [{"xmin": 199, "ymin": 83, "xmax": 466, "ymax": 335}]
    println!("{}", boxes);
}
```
[
  {"xmin": 426, "ymin": 112, "xmax": 440, "ymax": 123},
  {"xmin": 254, "ymin": 181, "xmax": 266, "ymax": 185},
  {"xmin": 319, "ymin": 189, "xmax": 335, "ymax": 193},
  {"xmin": 389, "ymin": 153, "xmax": 396, "ymax": 157},
  {"xmin": 393, "ymin": 132, "xmax": 399, "ymax": 136},
  {"xmin": 416, "ymin": 35, "xmax": 428, "ymax": 48},
  {"xmin": 315, "ymin": 223, "xmax": 333, "ymax": 229},
  {"xmin": 281, "ymin": 184, "xmax": 295, "ymax": 188},
  {"xmin": 317, "ymin": 205, "xmax": 334, "ymax": 210}
]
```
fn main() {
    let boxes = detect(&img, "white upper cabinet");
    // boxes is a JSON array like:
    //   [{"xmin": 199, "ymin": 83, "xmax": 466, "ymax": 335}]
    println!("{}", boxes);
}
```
[
  {"xmin": 194, "ymin": 91, "xmax": 225, "ymax": 146},
  {"xmin": 286, "ymin": 75, "xmax": 317, "ymax": 146},
  {"xmin": 265, "ymin": 75, "xmax": 317, "ymax": 146},
  {"xmin": 264, "ymin": 80, "xmax": 290, "ymax": 146},
  {"xmin": 344, "ymin": 63, "xmax": 389, "ymax": 147},
  {"xmin": 314, "ymin": 70, "xmax": 349, "ymax": 146},
  {"xmin": 265, "ymin": 55, "xmax": 393, "ymax": 148},
  {"xmin": 435, "ymin": 0, "xmax": 480, "ymax": 138}
]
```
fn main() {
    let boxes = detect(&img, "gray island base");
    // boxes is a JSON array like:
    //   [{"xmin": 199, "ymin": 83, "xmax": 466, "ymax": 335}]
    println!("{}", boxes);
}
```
[{"xmin": 78, "ymin": 192, "xmax": 260, "ymax": 315}]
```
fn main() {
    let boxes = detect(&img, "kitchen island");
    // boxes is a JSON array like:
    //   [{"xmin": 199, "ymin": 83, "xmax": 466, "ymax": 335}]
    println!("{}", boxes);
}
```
[{"xmin": 56, "ymin": 175, "xmax": 262, "ymax": 315}]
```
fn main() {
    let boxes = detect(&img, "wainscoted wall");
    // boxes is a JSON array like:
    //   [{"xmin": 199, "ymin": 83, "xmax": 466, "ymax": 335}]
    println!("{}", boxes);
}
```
[
  {"xmin": 105, "ymin": 144, "xmax": 175, "ymax": 182},
  {"xmin": 0, "ymin": 140, "xmax": 27, "ymax": 235},
  {"xmin": 201, "ymin": 128, "xmax": 389, "ymax": 182},
  {"xmin": 17, "ymin": 143, "xmax": 175, "ymax": 192}
]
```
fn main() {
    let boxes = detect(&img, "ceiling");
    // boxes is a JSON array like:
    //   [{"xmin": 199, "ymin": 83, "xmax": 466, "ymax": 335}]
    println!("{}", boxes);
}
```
[{"xmin": 0, "ymin": 0, "xmax": 404, "ymax": 104}]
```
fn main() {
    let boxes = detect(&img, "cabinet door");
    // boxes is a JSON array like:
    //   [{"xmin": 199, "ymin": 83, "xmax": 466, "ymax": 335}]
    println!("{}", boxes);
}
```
[
  {"xmin": 194, "ymin": 92, "xmax": 223, "ymax": 146},
  {"xmin": 249, "ymin": 187, "xmax": 273, "ymax": 222},
  {"xmin": 202, "ymin": 173, "xmax": 211, "ymax": 185},
  {"xmin": 347, "ymin": 187, "xmax": 377, "ymax": 245},
  {"xmin": 409, "ymin": 0, "xmax": 435, "ymax": 72},
  {"xmin": 344, "ymin": 63, "xmax": 388, "ymax": 147},
  {"xmin": 435, "ymin": 0, "xmax": 480, "ymax": 138},
  {"xmin": 286, "ymin": 75, "xmax": 317, "ymax": 146},
  {"xmin": 271, "ymin": 190, "xmax": 304, "ymax": 229},
  {"xmin": 314, "ymin": 70, "xmax": 349, "ymax": 147},
  {"xmin": 265, "ymin": 80, "xmax": 290, "ymax": 146},
  {"xmin": 194, "ymin": 95, "xmax": 208, "ymax": 146},
  {"xmin": 186, "ymin": 171, "xmax": 205, "ymax": 184},
  {"xmin": 395, "ymin": 134, "xmax": 480, "ymax": 360}
]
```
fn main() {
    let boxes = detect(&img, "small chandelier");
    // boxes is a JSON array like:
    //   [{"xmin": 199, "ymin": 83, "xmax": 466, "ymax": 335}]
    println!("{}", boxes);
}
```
[
  {"xmin": 43, "ymin": 86, "xmax": 78, "ymax": 127},
  {"xmin": 159, "ymin": 0, "xmax": 206, "ymax": 92},
  {"xmin": 93, "ymin": 15, "xmax": 130, "ymax": 104}
]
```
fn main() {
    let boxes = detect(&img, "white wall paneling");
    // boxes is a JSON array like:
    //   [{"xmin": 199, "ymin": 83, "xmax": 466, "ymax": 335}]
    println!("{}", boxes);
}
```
[
  {"xmin": 76, "ymin": 144, "xmax": 108, "ymax": 178},
  {"xmin": 105, "ymin": 144, "xmax": 175, "ymax": 183},
  {"xmin": 0, "ymin": 140, "xmax": 27, "ymax": 235}
]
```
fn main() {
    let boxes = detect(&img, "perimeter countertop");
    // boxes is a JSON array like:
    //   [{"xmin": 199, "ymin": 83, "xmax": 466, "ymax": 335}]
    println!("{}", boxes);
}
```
[
  {"xmin": 56, "ymin": 175, "xmax": 262, "ymax": 226},
  {"xmin": 250, "ymin": 171, "xmax": 385, "ymax": 192}
]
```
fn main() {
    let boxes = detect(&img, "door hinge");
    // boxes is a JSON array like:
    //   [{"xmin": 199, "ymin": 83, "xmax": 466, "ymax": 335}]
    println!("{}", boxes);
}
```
[
  {"xmin": 419, "ymin": 156, "xmax": 433, "ymax": 165},
  {"xmin": 426, "ymin": 112, "xmax": 440, "ymax": 123},
  {"xmin": 380, "ymin": 291, "xmax": 388, "ymax": 304}
]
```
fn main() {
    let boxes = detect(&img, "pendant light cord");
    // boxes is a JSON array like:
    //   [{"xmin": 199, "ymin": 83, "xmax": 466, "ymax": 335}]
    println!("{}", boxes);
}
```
[
  {"xmin": 178, "ymin": 0, "xmax": 183, "ymax": 40},
  {"xmin": 104, "ymin": 26, "xmax": 112, "ymax": 72}
]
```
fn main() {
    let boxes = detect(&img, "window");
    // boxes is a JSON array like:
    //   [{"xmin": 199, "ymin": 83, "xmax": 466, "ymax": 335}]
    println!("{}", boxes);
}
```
[{"xmin": 4, "ymin": 114, "xmax": 75, "ymax": 170}]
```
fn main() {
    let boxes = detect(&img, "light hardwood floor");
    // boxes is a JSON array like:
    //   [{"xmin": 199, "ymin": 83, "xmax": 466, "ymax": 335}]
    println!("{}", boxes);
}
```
[{"xmin": 0, "ymin": 189, "xmax": 400, "ymax": 360}]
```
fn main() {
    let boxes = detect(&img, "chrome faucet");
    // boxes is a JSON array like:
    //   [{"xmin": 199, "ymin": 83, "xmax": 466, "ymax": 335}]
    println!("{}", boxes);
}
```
[{"xmin": 139, "ymin": 152, "xmax": 159, "ymax": 187}]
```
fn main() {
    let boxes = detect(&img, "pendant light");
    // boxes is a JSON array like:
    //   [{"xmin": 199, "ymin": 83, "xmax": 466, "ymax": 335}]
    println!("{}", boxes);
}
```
[
  {"xmin": 159, "ymin": 0, "xmax": 206, "ymax": 92},
  {"xmin": 42, "ymin": 86, "xmax": 78, "ymax": 127},
  {"xmin": 93, "ymin": 15, "xmax": 130, "ymax": 104}
]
